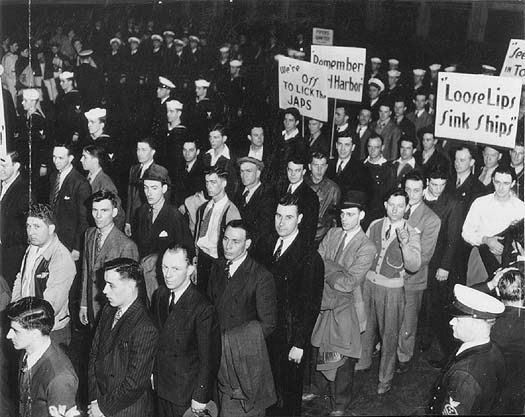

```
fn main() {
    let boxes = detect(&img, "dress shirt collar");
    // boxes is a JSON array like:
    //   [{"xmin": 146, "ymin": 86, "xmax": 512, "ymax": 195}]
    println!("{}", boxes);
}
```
[
  {"xmin": 276, "ymin": 229, "xmax": 299, "ymax": 255},
  {"xmin": 289, "ymin": 180, "xmax": 303, "ymax": 194},
  {"xmin": 116, "ymin": 295, "xmax": 137, "ymax": 318},
  {"xmin": 206, "ymin": 144, "xmax": 231, "ymax": 162},
  {"xmin": 88, "ymin": 168, "xmax": 102, "ymax": 183},
  {"xmin": 342, "ymin": 226, "xmax": 361, "ymax": 246},
  {"xmin": 186, "ymin": 159, "xmax": 197, "ymax": 172},
  {"xmin": 423, "ymin": 188, "xmax": 439, "ymax": 201},
  {"xmin": 140, "ymin": 159, "xmax": 154, "ymax": 174},
  {"xmin": 228, "ymin": 252, "xmax": 248, "ymax": 277},
  {"xmin": 97, "ymin": 223, "xmax": 114, "ymax": 243},
  {"xmin": 244, "ymin": 182, "xmax": 261, "ymax": 201},
  {"xmin": 248, "ymin": 146, "xmax": 264, "ymax": 160},
  {"xmin": 336, "ymin": 157, "xmax": 351, "ymax": 171},
  {"xmin": 210, "ymin": 193, "xmax": 229, "ymax": 210},
  {"xmin": 171, "ymin": 280, "xmax": 191, "ymax": 305},
  {"xmin": 282, "ymin": 128, "xmax": 299, "ymax": 140},
  {"xmin": 456, "ymin": 338, "xmax": 490, "ymax": 356},
  {"xmin": 396, "ymin": 157, "xmax": 416, "ymax": 169},
  {"xmin": 26, "ymin": 338, "xmax": 51, "ymax": 370},
  {"xmin": 456, "ymin": 171, "xmax": 471, "ymax": 186},
  {"xmin": 1, "ymin": 172, "xmax": 19, "ymax": 194},
  {"xmin": 59, "ymin": 164, "xmax": 73, "ymax": 179},
  {"xmin": 337, "ymin": 123, "xmax": 348, "ymax": 133}
]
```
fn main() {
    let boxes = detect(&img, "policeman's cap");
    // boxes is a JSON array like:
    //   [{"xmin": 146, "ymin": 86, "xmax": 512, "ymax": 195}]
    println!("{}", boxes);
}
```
[
  {"xmin": 158, "ymin": 76, "xmax": 175, "ymax": 89},
  {"xmin": 447, "ymin": 284, "xmax": 504, "ymax": 319}
]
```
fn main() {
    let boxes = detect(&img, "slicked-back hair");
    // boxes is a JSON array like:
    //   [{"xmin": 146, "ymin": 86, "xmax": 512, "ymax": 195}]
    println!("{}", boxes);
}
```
[
  {"xmin": 384, "ymin": 188, "xmax": 409, "ymax": 205},
  {"xmin": 210, "ymin": 123, "xmax": 226, "ymax": 136},
  {"xmin": 492, "ymin": 165, "xmax": 517, "ymax": 183},
  {"xmin": 53, "ymin": 142, "xmax": 74, "ymax": 156},
  {"xmin": 104, "ymin": 258, "xmax": 143, "ymax": 285},
  {"xmin": 278, "ymin": 193, "xmax": 302, "ymax": 215},
  {"xmin": 83, "ymin": 144, "xmax": 107, "ymax": 163},
  {"xmin": 403, "ymin": 171, "xmax": 426, "ymax": 188},
  {"xmin": 138, "ymin": 136, "xmax": 158, "ymax": 151},
  {"xmin": 498, "ymin": 269, "xmax": 525, "ymax": 304},
  {"xmin": 310, "ymin": 152, "xmax": 328, "ymax": 164},
  {"xmin": 27, "ymin": 203, "xmax": 56, "ymax": 225},
  {"xmin": 367, "ymin": 133, "xmax": 384, "ymax": 146},
  {"xmin": 427, "ymin": 167, "xmax": 449, "ymax": 181},
  {"xmin": 91, "ymin": 189, "xmax": 118, "ymax": 208},
  {"xmin": 225, "ymin": 219, "xmax": 252, "ymax": 241},
  {"xmin": 7, "ymin": 297, "xmax": 55, "ymax": 336}
]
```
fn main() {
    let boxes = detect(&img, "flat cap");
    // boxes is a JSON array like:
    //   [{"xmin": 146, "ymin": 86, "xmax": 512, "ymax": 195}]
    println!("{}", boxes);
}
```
[
  {"xmin": 447, "ymin": 284, "xmax": 504, "ymax": 319},
  {"xmin": 237, "ymin": 156, "xmax": 265, "ymax": 171},
  {"xmin": 141, "ymin": 164, "xmax": 171, "ymax": 185}
]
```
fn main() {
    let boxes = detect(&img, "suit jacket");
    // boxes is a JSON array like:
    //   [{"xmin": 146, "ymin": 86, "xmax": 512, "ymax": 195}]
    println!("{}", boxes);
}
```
[
  {"xmin": 395, "ymin": 116, "xmax": 416, "ymax": 141},
  {"xmin": 134, "ymin": 200, "xmax": 194, "ymax": 258},
  {"xmin": 405, "ymin": 202, "xmax": 441, "ymax": 291},
  {"xmin": 353, "ymin": 126, "xmax": 374, "ymax": 161},
  {"xmin": 81, "ymin": 226, "xmax": 139, "ymax": 324},
  {"xmin": 88, "ymin": 298, "xmax": 159, "ymax": 417},
  {"xmin": 125, "ymin": 162, "xmax": 168, "ymax": 226},
  {"xmin": 0, "ymin": 174, "xmax": 28, "ymax": 248},
  {"xmin": 90, "ymin": 170, "xmax": 126, "ymax": 230},
  {"xmin": 415, "ymin": 149, "xmax": 450, "ymax": 178},
  {"xmin": 208, "ymin": 255, "xmax": 277, "ymax": 338},
  {"xmin": 151, "ymin": 284, "xmax": 220, "ymax": 407},
  {"xmin": 285, "ymin": 182, "xmax": 320, "ymax": 246},
  {"xmin": 370, "ymin": 119, "xmax": 402, "ymax": 161},
  {"xmin": 175, "ymin": 157, "xmax": 205, "ymax": 205},
  {"xmin": 202, "ymin": 150, "xmax": 239, "ymax": 199},
  {"xmin": 233, "ymin": 183, "xmax": 277, "ymax": 247},
  {"xmin": 49, "ymin": 167, "xmax": 91, "ymax": 252},
  {"xmin": 445, "ymin": 173, "xmax": 485, "ymax": 211},
  {"xmin": 307, "ymin": 133, "xmax": 332, "ymax": 158},
  {"xmin": 327, "ymin": 158, "xmax": 373, "ymax": 203},
  {"xmin": 392, "ymin": 160, "xmax": 422, "ymax": 187},
  {"xmin": 19, "ymin": 342, "xmax": 78, "ymax": 417},
  {"xmin": 253, "ymin": 232, "xmax": 324, "ymax": 350},
  {"xmin": 407, "ymin": 110, "xmax": 433, "ymax": 136},
  {"xmin": 313, "ymin": 227, "xmax": 376, "ymax": 359}
]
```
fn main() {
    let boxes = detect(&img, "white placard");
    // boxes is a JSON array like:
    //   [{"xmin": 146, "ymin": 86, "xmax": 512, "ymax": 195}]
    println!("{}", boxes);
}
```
[
  {"xmin": 310, "ymin": 45, "xmax": 366, "ymax": 102},
  {"xmin": 500, "ymin": 39, "xmax": 525, "ymax": 84},
  {"xmin": 435, "ymin": 72, "xmax": 521, "ymax": 149},
  {"xmin": 312, "ymin": 27, "xmax": 333, "ymax": 46},
  {"xmin": 0, "ymin": 90, "xmax": 6, "ymax": 156},
  {"xmin": 278, "ymin": 56, "xmax": 328, "ymax": 122}
]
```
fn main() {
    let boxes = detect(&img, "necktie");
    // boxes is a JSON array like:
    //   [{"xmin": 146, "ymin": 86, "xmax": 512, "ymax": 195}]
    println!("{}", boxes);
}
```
[
  {"xmin": 52, "ymin": 171, "xmax": 61, "ymax": 207},
  {"xmin": 334, "ymin": 232, "xmax": 347, "ymax": 261},
  {"xmin": 112, "ymin": 309, "xmax": 122, "ymax": 329},
  {"xmin": 242, "ymin": 189, "xmax": 249, "ymax": 206},
  {"xmin": 139, "ymin": 164, "xmax": 145, "ymax": 178},
  {"xmin": 225, "ymin": 260, "xmax": 233, "ymax": 280},
  {"xmin": 287, "ymin": 184, "xmax": 293, "ymax": 194},
  {"xmin": 385, "ymin": 224, "xmax": 392, "ymax": 240},
  {"xmin": 94, "ymin": 231, "xmax": 102, "ymax": 256},
  {"xmin": 169, "ymin": 291, "xmax": 175, "ymax": 313},
  {"xmin": 456, "ymin": 177, "xmax": 461, "ymax": 188},
  {"xmin": 19, "ymin": 353, "xmax": 30, "ymax": 416},
  {"xmin": 273, "ymin": 239, "xmax": 283, "ymax": 263},
  {"xmin": 337, "ymin": 160, "xmax": 344, "ymax": 175},
  {"xmin": 404, "ymin": 205, "xmax": 411, "ymax": 220},
  {"xmin": 198, "ymin": 202, "xmax": 214, "ymax": 238},
  {"xmin": 147, "ymin": 206, "xmax": 154, "ymax": 225}
]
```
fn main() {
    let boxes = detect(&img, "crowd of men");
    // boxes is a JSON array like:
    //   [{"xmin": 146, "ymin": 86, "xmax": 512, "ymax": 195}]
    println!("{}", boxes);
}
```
[{"xmin": 1, "ymin": 14, "xmax": 525, "ymax": 417}]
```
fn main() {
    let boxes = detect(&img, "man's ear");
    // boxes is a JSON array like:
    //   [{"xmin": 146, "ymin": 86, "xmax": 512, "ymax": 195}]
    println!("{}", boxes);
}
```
[
  {"xmin": 297, "ymin": 213, "xmax": 303, "ymax": 225},
  {"xmin": 245, "ymin": 238, "xmax": 252, "ymax": 252}
]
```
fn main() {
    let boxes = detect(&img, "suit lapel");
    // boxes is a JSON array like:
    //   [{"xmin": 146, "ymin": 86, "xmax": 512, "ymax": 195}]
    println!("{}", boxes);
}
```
[
  {"xmin": 103, "ymin": 298, "xmax": 141, "ymax": 353},
  {"xmin": 1, "ymin": 175, "xmax": 21, "ymax": 202},
  {"xmin": 218, "ymin": 257, "xmax": 250, "ymax": 308},
  {"xmin": 95, "ymin": 226, "xmax": 117, "ymax": 263}
]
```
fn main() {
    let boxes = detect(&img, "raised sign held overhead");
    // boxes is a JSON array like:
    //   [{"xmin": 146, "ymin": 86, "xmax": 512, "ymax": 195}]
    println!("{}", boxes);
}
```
[
  {"xmin": 435, "ymin": 72, "xmax": 521, "ymax": 149},
  {"xmin": 278, "ymin": 55, "xmax": 328, "ymax": 122},
  {"xmin": 310, "ymin": 45, "xmax": 366, "ymax": 102},
  {"xmin": 312, "ymin": 27, "xmax": 334, "ymax": 46},
  {"xmin": 500, "ymin": 39, "xmax": 525, "ymax": 84}
]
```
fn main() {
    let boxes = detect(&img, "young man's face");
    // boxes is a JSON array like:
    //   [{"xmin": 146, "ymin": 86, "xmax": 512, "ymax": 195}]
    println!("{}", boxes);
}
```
[
  {"xmin": 182, "ymin": 142, "xmax": 199, "ymax": 163},
  {"xmin": 385, "ymin": 195, "xmax": 408, "ymax": 223},
  {"xmin": 340, "ymin": 207, "xmax": 363, "ymax": 232},
  {"xmin": 274, "ymin": 204, "xmax": 302, "ymax": 238},
  {"xmin": 143, "ymin": 180, "xmax": 166, "ymax": 206},
  {"xmin": 308, "ymin": 120, "xmax": 323, "ymax": 136},
  {"xmin": 53, "ymin": 146, "xmax": 73, "ymax": 172},
  {"xmin": 239, "ymin": 162, "xmax": 260, "ymax": 188},
  {"xmin": 209, "ymin": 130, "xmax": 226, "ymax": 150},
  {"xmin": 0, "ymin": 154, "xmax": 19, "ymax": 182},
  {"xmin": 103, "ymin": 269, "xmax": 135, "ymax": 309},
  {"xmin": 283, "ymin": 114, "xmax": 298, "ymax": 132},
  {"xmin": 309, "ymin": 157, "xmax": 328, "ymax": 183},
  {"xmin": 205, "ymin": 173, "xmax": 226, "ymax": 198},
  {"xmin": 454, "ymin": 149, "xmax": 474, "ymax": 175},
  {"xmin": 394, "ymin": 101, "xmax": 407, "ymax": 118},
  {"xmin": 427, "ymin": 178, "xmax": 447, "ymax": 199},
  {"xmin": 336, "ymin": 137, "xmax": 355, "ymax": 160},
  {"xmin": 162, "ymin": 250, "xmax": 193, "ymax": 292},
  {"xmin": 367, "ymin": 138, "xmax": 383, "ymax": 160},
  {"xmin": 334, "ymin": 108, "xmax": 347, "ymax": 127},
  {"xmin": 421, "ymin": 133, "xmax": 437, "ymax": 151},
  {"xmin": 136, "ymin": 142, "xmax": 155, "ymax": 164},
  {"xmin": 493, "ymin": 172, "xmax": 515, "ymax": 199},
  {"xmin": 511, "ymin": 145, "xmax": 524, "ymax": 167},
  {"xmin": 223, "ymin": 226, "xmax": 251, "ymax": 262},
  {"xmin": 414, "ymin": 94, "xmax": 427, "ymax": 110},
  {"xmin": 92, "ymin": 199, "xmax": 117, "ymax": 230},
  {"xmin": 378, "ymin": 105, "xmax": 391, "ymax": 122},
  {"xmin": 249, "ymin": 127, "xmax": 264, "ymax": 147},
  {"xmin": 6, "ymin": 321, "xmax": 34, "ymax": 351},
  {"xmin": 26, "ymin": 217, "xmax": 53, "ymax": 247},
  {"xmin": 287, "ymin": 161, "xmax": 305, "ymax": 184},
  {"xmin": 405, "ymin": 179, "xmax": 424, "ymax": 206},
  {"xmin": 483, "ymin": 147, "xmax": 501, "ymax": 169},
  {"xmin": 399, "ymin": 140, "xmax": 415, "ymax": 161},
  {"xmin": 87, "ymin": 117, "xmax": 104, "ymax": 136}
]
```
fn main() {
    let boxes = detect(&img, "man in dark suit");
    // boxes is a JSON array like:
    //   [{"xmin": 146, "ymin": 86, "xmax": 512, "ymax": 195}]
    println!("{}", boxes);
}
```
[
  {"xmin": 174, "ymin": 138, "xmax": 205, "ymax": 206},
  {"xmin": 393, "ymin": 98, "xmax": 416, "ymax": 141},
  {"xmin": 80, "ymin": 190, "xmax": 139, "ymax": 328},
  {"xmin": 406, "ymin": 92, "xmax": 433, "ymax": 138},
  {"xmin": 208, "ymin": 220, "xmax": 277, "ymax": 416},
  {"xmin": 370, "ymin": 101, "xmax": 402, "ymax": 161},
  {"xmin": 327, "ymin": 136, "xmax": 373, "ymax": 203},
  {"xmin": 88, "ymin": 258, "xmax": 159, "ymax": 417},
  {"xmin": 49, "ymin": 143, "xmax": 92, "ymax": 261},
  {"xmin": 152, "ymin": 245, "xmax": 220, "ymax": 417},
  {"xmin": 392, "ymin": 137, "xmax": 421, "ymax": 187},
  {"xmin": 415, "ymin": 127, "xmax": 450, "ymax": 178},
  {"xmin": 253, "ymin": 194, "xmax": 324, "ymax": 416},
  {"xmin": 353, "ymin": 108, "xmax": 374, "ymax": 160},
  {"xmin": 233, "ymin": 156, "xmax": 276, "ymax": 248},
  {"xmin": 237, "ymin": 126, "xmax": 273, "ymax": 184},
  {"xmin": 332, "ymin": 105, "xmax": 353, "ymax": 151},
  {"xmin": 6, "ymin": 297, "xmax": 78, "ymax": 417},
  {"xmin": 282, "ymin": 154, "xmax": 320, "ymax": 246},
  {"xmin": 125, "ymin": 137, "xmax": 168, "ymax": 237},
  {"xmin": 133, "ymin": 166, "xmax": 193, "ymax": 258},
  {"xmin": 307, "ymin": 118, "xmax": 331, "ymax": 158},
  {"xmin": 0, "ymin": 151, "xmax": 29, "ymax": 287}
]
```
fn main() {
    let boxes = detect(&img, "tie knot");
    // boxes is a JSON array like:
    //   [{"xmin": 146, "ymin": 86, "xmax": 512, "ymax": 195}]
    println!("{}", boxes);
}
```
[{"xmin": 226, "ymin": 260, "xmax": 233, "ymax": 267}]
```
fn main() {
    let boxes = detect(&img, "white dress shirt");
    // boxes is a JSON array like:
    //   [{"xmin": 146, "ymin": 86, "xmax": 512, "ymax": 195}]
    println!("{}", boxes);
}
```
[
  {"xmin": 196, "ymin": 195, "xmax": 229, "ymax": 258},
  {"xmin": 206, "ymin": 144, "xmax": 231, "ymax": 166},
  {"xmin": 274, "ymin": 229, "xmax": 299, "ymax": 256}
]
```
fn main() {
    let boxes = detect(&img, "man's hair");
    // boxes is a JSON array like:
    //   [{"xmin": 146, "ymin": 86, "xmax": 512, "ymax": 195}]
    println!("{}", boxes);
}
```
[
  {"xmin": 483, "ymin": 145, "xmax": 502, "ymax": 155},
  {"xmin": 400, "ymin": 136, "xmax": 417, "ymax": 149},
  {"xmin": 210, "ymin": 123, "xmax": 226, "ymax": 136},
  {"xmin": 83, "ymin": 144, "xmax": 107, "ymax": 162},
  {"xmin": 104, "ymin": 258, "xmax": 143, "ymax": 284},
  {"xmin": 53, "ymin": 142, "xmax": 74, "ymax": 156},
  {"xmin": 6, "ymin": 297, "xmax": 55, "ymax": 336},
  {"xmin": 310, "ymin": 152, "xmax": 328, "ymax": 164},
  {"xmin": 379, "ymin": 99, "xmax": 393, "ymax": 112},
  {"xmin": 287, "ymin": 153, "xmax": 307, "ymax": 167},
  {"xmin": 427, "ymin": 167, "xmax": 449, "ymax": 181},
  {"xmin": 182, "ymin": 137, "xmax": 199, "ymax": 147},
  {"xmin": 403, "ymin": 171, "xmax": 426, "ymax": 188},
  {"xmin": 278, "ymin": 193, "xmax": 302, "ymax": 214},
  {"xmin": 414, "ymin": 91, "xmax": 428, "ymax": 100},
  {"xmin": 492, "ymin": 165, "xmax": 517, "ymax": 183},
  {"xmin": 384, "ymin": 188, "xmax": 409, "ymax": 205},
  {"xmin": 283, "ymin": 107, "xmax": 301, "ymax": 122},
  {"xmin": 455, "ymin": 145, "xmax": 476, "ymax": 160},
  {"xmin": 250, "ymin": 125, "xmax": 265, "ymax": 135},
  {"xmin": 417, "ymin": 126, "xmax": 435, "ymax": 141},
  {"xmin": 498, "ymin": 268, "xmax": 524, "ymax": 304},
  {"xmin": 5, "ymin": 150, "xmax": 21, "ymax": 165},
  {"xmin": 336, "ymin": 105, "xmax": 349, "ymax": 116},
  {"xmin": 163, "ymin": 244, "xmax": 192, "ymax": 266},
  {"xmin": 205, "ymin": 165, "xmax": 228, "ymax": 179},
  {"xmin": 137, "ymin": 136, "xmax": 157, "ymax": 151},
  {"xmin": 225, "ymin": 219, "xmax": 252, "ymax": 241},
  {"xmin": 394, "ymin": 97, "xmax": 407, "ymax": 106},
  {"xmin": 27, "ymin": 203, "xmax": 56, "ymax": 225},
  {"xmin": 91, "ymin": 189, "xmax": 118, "ymax": 208},
  {"xmin": 367, "ymin": 133, "xmax": 384, "ymax": 146}
]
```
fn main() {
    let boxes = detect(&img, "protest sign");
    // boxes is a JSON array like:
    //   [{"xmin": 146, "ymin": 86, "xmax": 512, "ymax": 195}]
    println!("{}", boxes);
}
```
[
  {"xmin": 0, "ymin": 90, "xmax": 6, "ymax": 156},
  {"xmin": 310, "ymin": 45, "xmax": 366, "ymax": 102},
  {"xmin": 278, "ymin": 55, "xmax": 328, "ymax": 122},
  {"xmin": 435, "ymin": 72, "xmax": 521, "ymax": 149},
  {"xmin": 500, "ymin": 39, "xmax": 525, "ymax": 84},
  {"xmin": 312, "ymin": 27, "xmax": 333, "ymax": 46}
]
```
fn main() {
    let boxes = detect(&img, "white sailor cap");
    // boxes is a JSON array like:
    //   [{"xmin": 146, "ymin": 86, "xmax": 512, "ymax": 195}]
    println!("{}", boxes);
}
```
[
  {"xmin": 109, "ymin": 37, "xmax": 122, "ymax": 46},
  {"xmin": 429, "ymin": 64, "xmax": 441, "ymax": 71},
  {"xmin": 78, "ymin": 49, "xmax": 93, "ymax": 57},
  {"xmin": 151, "ymin": 34, "xmax": 163, "ymax": 42},
  {"xmin": 388, "ymin": 70, "xmax": 401, "ymax": 78},
  {"xmin": 84, "ymin": 107, "xmax": 107, "ymax": 120},
  {"xmin": 368, "ymin": 77, "xmax": 385, "ymax": 92},
  {"xmin": 22, "ymin": 88, "xmax": 40, "ymax": 101},
  {"xmin": 219, "ymin": 46, "xmax": 230, "ymax": 53},
  {"xmin": 166, "ymin": 100, "xmax": 183, "ymax": 111},
  {"xmin": 163, "ymin": 30, "xmax": 175, "ymax": 37},
  {"xmin": 388, "ymin": 58, "xmax": 399, "ymax": 66},
  {"xmin": 59, "ymin": 71, "xmax": 74, "ymax": 80},
  {"xmin": 128, "ymin": 37, "xmax": 140, "ymax": 44},
  {"xmin": 371, "ymin": 57, "xmax": 382, "ymax": 64},
  {"xmin": 482, "ymin": 64, "xmax": 497, "ymax": 73},
  {"xmin": 447, "ymin": 284, "xmax": 504, "ymax": 319},
  {"xmin": 444, "ymin": 66, "xmax": 457, "ymax": 72},
  {"xmin": 0, "ymin": 64, "xmax": 4, "ymax": 77},
  {"xmin": 174, "ymin": 39, "xmax": 184, "ymax": 46},
  {"xmin": 413, "ymin": 68, "xmax": 426, "ymax": 76},
  {"xmin": 229, "ymin": 59, "xmax": 242, "ymax": 67},
  {"xmin": 189, "ymin": 35, "xmax": 200, "ymax": 43},
  {"xmin": 158, "ymin": 76, "xmax": 175, "ymax": 89},
  {"xmin": 195, "ymin": 79, "xmax": 210, "ymax": 88}
]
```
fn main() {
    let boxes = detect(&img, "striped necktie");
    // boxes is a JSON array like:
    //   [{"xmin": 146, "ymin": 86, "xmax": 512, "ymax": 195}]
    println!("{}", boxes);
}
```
[{"xmin": 52, "ymin": 171, "xmax": 61, "ymax": 207}]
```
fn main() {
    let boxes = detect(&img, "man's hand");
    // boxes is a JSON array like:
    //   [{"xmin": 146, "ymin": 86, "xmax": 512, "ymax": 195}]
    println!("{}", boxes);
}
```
[
  {"xmin": 71, "ymin": 250, "xmax": 80, "ymax": 262},
  {"xmin": 436, "ymin": 268, "xmax": 449, "ymax": 282},
  {"xmin": 487, "ymin": 266, "xmax": 516, "ymax": 291},
  {"xmin": 191, "ymin": 399, "xmax": 207, "ymax": 414},
  {"xmin": 482, "ymin": 236, "xmax": 504, "ymax": 256},
  {"xmin": 39, "ymin": 166, "xmax": 48, "ymax": 177},
  {"xmin": 88, "ymin": 400, "xmax": 105, "ymax": 417},
  {"xmin": 79, "ymin": 307, "xmax": 89, "ymax": 325},
  {"xmin": 396, "ymin": 226, "xmax": 410, "ymax": 246},
  {"xmin": 124, "ymin": 223, "xmax": 132, "ymax": 237},
  {"xmin": 288, "ymin": 346, "xmax": 304, "ymax": 364}
]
